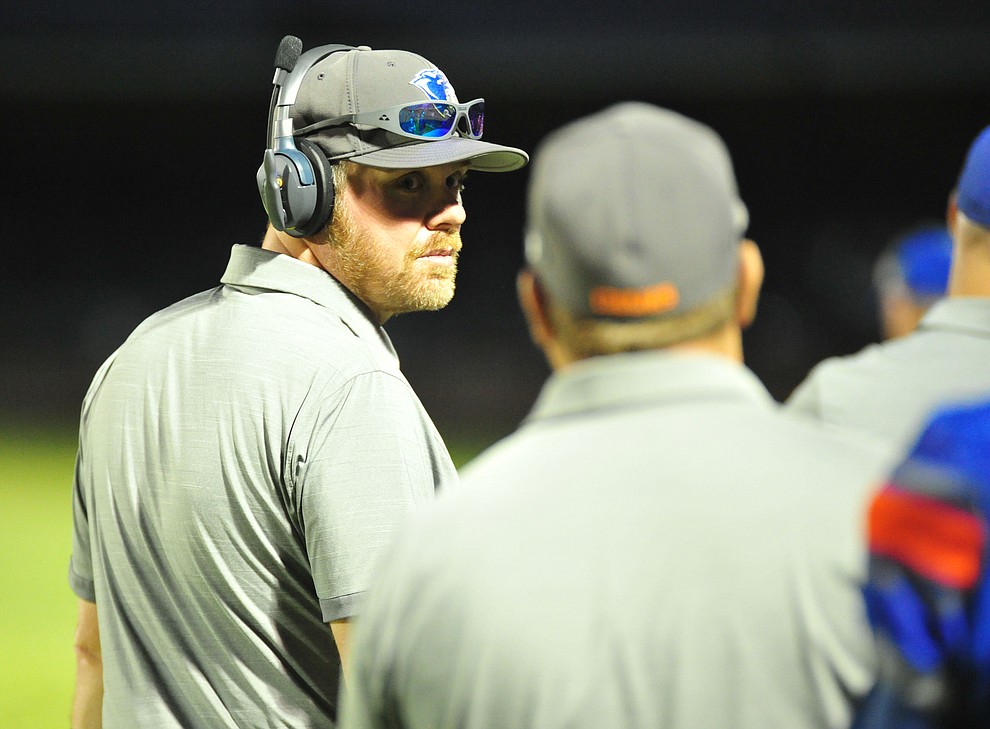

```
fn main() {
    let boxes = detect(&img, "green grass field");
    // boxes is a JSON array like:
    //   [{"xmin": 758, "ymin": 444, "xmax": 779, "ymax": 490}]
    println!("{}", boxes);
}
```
[
  {"xmin": 0, "ymin": 420, "xmax": 487, "ymax": 727},
  {"xmin": 0, "ymin": 423, "xmax": 79, "ymax": 727}
]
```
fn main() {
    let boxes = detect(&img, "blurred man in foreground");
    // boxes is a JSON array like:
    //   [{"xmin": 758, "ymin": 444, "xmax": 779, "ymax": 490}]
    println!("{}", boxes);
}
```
[{"xmin": 340, "ymin": 102, "xmax": 890, "ymax": 729}]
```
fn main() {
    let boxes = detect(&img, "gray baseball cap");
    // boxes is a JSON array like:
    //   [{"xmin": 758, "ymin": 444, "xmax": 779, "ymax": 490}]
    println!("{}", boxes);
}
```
[
  {"xmin": 291, "ymin": 47, "xmax": 528, "ymax": 172},
  {"xmin": 525, "ymin": 102, "xmax": 749, "ymax": 319}
]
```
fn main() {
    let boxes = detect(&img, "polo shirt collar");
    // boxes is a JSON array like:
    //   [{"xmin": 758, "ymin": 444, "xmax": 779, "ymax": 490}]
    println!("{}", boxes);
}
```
[
  {"xmin": 220, "ymin": 244, "xmax": 395, "ymax": 355},
  {"xmin": 526, "ymin": 350, "xmax": 775, "ymax": 424},
  {"xmin": 918, "ymin": 297, "xmax": 990, "ymax": 337}
]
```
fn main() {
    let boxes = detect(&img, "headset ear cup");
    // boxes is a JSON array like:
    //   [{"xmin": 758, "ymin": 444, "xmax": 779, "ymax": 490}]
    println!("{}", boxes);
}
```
[
  {"xmin": 292, "ymin": 138, "xmax": 335, "ymax": 238},
  {"xmin": 258, "ymin": 147, "xmax": 317, "ymax": 236}
]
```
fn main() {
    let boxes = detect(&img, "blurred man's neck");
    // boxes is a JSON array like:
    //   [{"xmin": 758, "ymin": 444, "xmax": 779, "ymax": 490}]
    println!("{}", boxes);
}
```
[
  {"xmin": 554, "ymin": 323, "xmax": 744, "ymax": 372},
  {"xmin": 668, "ymin": 323, "xmax": 744, "ymax": 363},
  {"xmin": 948, "ymin": 222, "xmax": 990, "ymax": 298}
]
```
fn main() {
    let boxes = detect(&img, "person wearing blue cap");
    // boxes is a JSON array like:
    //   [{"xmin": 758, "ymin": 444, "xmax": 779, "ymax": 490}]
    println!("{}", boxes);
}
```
[
  {"xmin": 873, "ymin": 224, "xmax": 953, "ymax": 340},
  {"xmin": 787, "ymin": 124, "xmax": 990, "ymax": 453},
  {"xmin": 852, "ymin": 398, "xmax": 990, "ymax": 728}
]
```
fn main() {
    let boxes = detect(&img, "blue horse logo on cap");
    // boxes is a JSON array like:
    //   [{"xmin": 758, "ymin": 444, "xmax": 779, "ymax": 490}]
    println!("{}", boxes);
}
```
[{"xmin": 409, "ymin": 69, "xmax": 459, "ymax": 103}]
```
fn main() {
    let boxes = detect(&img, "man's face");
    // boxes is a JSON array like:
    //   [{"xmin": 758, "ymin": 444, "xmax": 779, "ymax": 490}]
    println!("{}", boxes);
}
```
[{"xmin": 317, "ymin": 161, "xmax": 469, "ymax": 322}]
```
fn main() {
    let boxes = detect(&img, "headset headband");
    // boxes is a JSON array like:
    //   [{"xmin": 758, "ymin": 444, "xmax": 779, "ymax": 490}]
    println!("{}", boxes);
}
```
[{"xmin": 269, "ymin": 40, "xmax": 359, "ymax": 153}]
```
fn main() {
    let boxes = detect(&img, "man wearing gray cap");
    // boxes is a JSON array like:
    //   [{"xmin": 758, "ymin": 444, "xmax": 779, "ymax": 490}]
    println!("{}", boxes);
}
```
[
  {"xmin": 68, "ymin": 37, "xmax": 527, "ymax": 728},
  {"xmin": 339, "ymin": 103, "xmax": 888, "ymax": 729},
  {"xmin": 787, "ymin": 124, "xmax": 990, "ymax": 453}
]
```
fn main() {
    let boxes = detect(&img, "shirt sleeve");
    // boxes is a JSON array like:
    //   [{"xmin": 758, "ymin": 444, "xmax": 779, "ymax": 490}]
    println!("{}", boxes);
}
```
[
  {"xmin": 286, "ymin": 369, "xmax": 454, "ymax": 622},
  {"xmin": 68, "ymin": 353, "xmax": 119, "ymax": 602},
  {"xmin": 68, "ymin": 444, "xmax": 96, "ymax": 602},
  {"xmin": 337, "ymin": 520, "xmax": 417, "ymax": 729}
]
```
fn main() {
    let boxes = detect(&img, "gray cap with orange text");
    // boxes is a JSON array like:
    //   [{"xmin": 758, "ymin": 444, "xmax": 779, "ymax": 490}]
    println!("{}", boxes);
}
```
[{"xmin": 524, "ymin": 102, "xmax": 748, "ymax": 319}]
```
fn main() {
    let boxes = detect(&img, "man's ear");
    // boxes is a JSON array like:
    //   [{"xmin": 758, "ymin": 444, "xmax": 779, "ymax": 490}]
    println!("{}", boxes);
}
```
[
  {"xmin": 518, "ymin": 270, "xmax": 579, "ymax": 371},
  {"xmin": 947, "ymin": 192, "xmax": 959, "ymax": 231},
  {"xmin": 517, "ymin": 269, "xmax": 554, "ymax": 349},
  {"xmin": 735, "ymin": 239, "xmax": 764, "ymax": 329}
]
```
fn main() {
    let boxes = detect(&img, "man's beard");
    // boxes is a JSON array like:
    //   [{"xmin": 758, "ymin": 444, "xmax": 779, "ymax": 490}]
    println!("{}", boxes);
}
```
[{"xmin": 325, "ymin": 200, "xmax": 462, "ymax": 319}]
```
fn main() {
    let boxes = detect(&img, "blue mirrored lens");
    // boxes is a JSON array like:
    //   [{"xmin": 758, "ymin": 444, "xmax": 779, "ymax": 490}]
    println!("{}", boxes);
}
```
[
  {"xmin": 468, "ymin": 101, "xmax": 484, "ymax": 137},
  {"xmin": 399, "ymin": 103, "xmax": 457, "ymax": 138}
]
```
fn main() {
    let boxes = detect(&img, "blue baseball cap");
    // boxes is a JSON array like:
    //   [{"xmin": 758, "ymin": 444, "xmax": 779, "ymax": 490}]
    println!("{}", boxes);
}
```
[
  {"xmin": 896, "ymin": 227, "xmax": 952, "ymax": 299},
  {"xmin": 956, "ymin": 125, "xmax": 990, "ymax": 228}
]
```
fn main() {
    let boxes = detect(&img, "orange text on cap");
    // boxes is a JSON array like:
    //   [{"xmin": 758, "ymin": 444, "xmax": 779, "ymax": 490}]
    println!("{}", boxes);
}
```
[{"xmin": 588, "ymin": 282, "xmax": 680, "ymax": 317}]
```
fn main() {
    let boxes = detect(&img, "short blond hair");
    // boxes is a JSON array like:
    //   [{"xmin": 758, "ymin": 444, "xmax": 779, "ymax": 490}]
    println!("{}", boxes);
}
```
[{"xmin": 548, "ymin": 286, "xmax": 736, "ymax": 359}]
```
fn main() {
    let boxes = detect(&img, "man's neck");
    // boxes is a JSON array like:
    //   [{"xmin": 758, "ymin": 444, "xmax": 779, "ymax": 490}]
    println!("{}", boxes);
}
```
[
  {"xmin": 948, "ymin": 252, "xmax": 990, "ymax": 298},
  {"xmin": 947, "ymin": 219, "xmax": 990, "ymax": 297},
  {"xmin": 261, "ymin": 226, "xmax": 321, "ymax": 267},
  {"xmin": 667, "ymin": 324, "xmax": 744, "ymax": 363},
  {"xmin": 259, "ymin": 225, "xmax": 392, "ymax": 325},
  {"xmin": 552, "ymin": 324, "xmax": 744, "ymax": 373}
]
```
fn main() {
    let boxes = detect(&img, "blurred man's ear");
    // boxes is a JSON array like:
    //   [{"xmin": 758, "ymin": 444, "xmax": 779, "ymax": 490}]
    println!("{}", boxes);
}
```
[
  {"xmin": 517, "ymin": 269, "xmax": 553, "ymax": 350},
  {"xmin": 946, "ymin": 191, "xmax": 959, "ymax": 231},
  {"xmin": 517, "ymin": 269, "xmax": 576, "ymax": 370},
  {"xmin": 735, "ymin": 239, "xmax": 764, "ymax": 330}
]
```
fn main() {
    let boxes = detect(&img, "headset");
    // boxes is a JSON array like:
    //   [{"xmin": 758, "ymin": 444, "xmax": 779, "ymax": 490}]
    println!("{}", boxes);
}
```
[{"xmin": 256, "ymin": 36, "xmax": 358, "ymax": 238}]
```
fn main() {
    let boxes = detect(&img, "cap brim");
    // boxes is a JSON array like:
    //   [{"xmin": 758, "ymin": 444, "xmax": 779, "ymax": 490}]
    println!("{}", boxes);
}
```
[{"xmin": 350, "ymin": 136, "xmax": 529, "ymax": 172}]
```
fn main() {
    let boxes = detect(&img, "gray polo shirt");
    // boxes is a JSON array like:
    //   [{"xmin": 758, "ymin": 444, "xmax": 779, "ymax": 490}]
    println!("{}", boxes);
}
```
[
  {"xmin": 341, "ymin": 351, "xmax": 889, "ymax": 729},
  {"xmin": 69, "ymin": 244, "xmax": 456, "ymax": 728},
  {"xmin": 786, "ymin": 297, "xmax": 990, "ymax": 451}
]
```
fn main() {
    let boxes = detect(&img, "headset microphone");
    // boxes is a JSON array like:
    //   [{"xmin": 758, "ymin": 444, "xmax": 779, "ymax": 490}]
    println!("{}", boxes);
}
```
[
  {"xmin": 272, "ymin": 36, "xmax": 303, "ymax": 92},
  {"xmin": 258, "ymin": 36, "xmax": 303, "ymax": 231},
  {"xmin": 257, "ymin": 35, "xmax": 357, "ymax": 238}
]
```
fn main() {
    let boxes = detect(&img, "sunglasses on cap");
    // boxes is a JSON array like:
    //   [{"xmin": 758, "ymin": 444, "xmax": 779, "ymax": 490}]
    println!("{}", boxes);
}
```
[{"xmin": 297, "ymin": 99, "xmax": 485, "ymax": 141}]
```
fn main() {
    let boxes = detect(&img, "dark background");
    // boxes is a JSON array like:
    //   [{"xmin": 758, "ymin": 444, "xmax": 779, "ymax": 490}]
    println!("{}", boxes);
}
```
[{"xmin": 3, "ymin": 1, "xmax": 990, "ymax": 444}]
